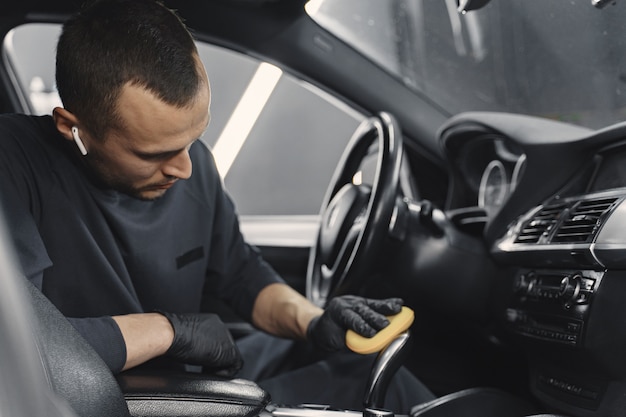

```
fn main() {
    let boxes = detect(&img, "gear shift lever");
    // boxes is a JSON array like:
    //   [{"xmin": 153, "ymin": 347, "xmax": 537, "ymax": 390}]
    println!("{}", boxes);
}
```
[
  {"xmin": 267, "ymin": 329, "xmax": 412, "ymax": 417},
  {"xmin": 363, "ymin": 331, "xmax": 412, "ymax": 413},
  {"xmin": 345, "ymin": 306, "xmax": 414, "ymax": 415}
]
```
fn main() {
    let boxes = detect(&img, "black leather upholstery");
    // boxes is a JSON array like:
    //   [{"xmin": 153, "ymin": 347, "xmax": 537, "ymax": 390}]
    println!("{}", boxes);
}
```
[
  {"xmin": 26, "ymin": 280, "xmax": 132, "ymax": 417},
  {"xmin": 0, "ymin": 215, "xmax": 77, "ymax": 417},
  {"xmin": 118, "ymin": 370, "xmax": 271, "ymax": 417}
]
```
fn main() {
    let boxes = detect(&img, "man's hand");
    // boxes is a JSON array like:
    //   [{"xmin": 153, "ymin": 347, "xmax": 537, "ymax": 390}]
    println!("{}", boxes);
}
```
[
  {"xmin": 306, "ymin": 295, "xmax": 404, "ymax": 352},
  {"xmin": 160, "ymin": 312, "xmax": 243, "ymax": 376}
]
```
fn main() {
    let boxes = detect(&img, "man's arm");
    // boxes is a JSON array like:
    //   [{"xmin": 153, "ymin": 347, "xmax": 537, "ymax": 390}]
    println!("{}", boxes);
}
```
[
  {"xmin": 251, "ymin": 282, "xmax": 405, "ymax": 352},
  {"xmin": 112, "ymin": 313, "xmax": 174, "ymax": 371},
  {"xmin": 112, "ymin": 311, "xmax": 242, "ymax": 374},
  {"xmin": 110, "ymin": 283, "xmax": 318, "ymax": 371},
  {"xmin": 111, "ymin": 283, "xmax": 402, "ymax": 371},
  {"xmin": 250, "ymin": 282, "xmax": 323, "ymax": 340}
]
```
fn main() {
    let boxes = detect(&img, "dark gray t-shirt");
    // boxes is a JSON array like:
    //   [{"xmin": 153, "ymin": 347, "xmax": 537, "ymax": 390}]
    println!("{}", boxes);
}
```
[{"xmin": 0, "ymin": 114, "xmax": 283, "ymax": 372}]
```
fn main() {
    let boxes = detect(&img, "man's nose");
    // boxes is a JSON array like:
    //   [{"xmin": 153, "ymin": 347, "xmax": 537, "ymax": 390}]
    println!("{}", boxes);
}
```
[{"xmin": 163, "ymin": 149, "xmax": 193, "ymax": 180}]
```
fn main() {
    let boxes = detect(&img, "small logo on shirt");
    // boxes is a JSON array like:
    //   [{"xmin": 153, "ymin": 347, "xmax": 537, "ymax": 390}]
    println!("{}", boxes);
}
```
[{"xmin": 176, "ymin": 246, "xmax": 205, "ymax": 269}]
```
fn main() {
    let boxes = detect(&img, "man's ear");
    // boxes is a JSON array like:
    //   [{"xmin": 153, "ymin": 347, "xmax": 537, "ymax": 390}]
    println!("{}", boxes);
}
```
[{"xmin": 52, "ymin": 107, "xmax": 79, "ymax": 141}]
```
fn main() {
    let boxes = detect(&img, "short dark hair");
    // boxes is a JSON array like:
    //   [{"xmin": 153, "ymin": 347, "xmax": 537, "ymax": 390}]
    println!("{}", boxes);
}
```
[{"xmin": 56, "ymin": 0, "xmax": 202, "ymax": 139}]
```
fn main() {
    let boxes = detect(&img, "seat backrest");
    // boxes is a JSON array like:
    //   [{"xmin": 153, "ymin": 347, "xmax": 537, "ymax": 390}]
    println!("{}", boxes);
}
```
[
  {"xmin": 0, "ymin": 211, "xmax": 75, "ymax": 417},
  {"xmin": 0, "ymin": 200, "xmax": 130, "ymax": 417},
  {"xmin": 25, "ymin": 279, "xmax": 132, "ymax": 417}
]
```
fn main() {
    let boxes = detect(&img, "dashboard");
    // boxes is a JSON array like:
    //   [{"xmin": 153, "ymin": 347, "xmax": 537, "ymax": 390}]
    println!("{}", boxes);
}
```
[
  {"xmin": 436, "ymin": 111, "xmax": 626, "ymax": 417},
  {"xmin": 450, "ymin": 134, "xmax": 527, "ymax": 217},
  {"xmin": 479, "ymin": 154, "xmax": 526, "ymax": 215}
]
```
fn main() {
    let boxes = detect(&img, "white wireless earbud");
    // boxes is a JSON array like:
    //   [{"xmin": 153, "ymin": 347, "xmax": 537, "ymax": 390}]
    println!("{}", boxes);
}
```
[{"xmin": 71, "ymin": 126, "xmax": 88, "ymax": 156}]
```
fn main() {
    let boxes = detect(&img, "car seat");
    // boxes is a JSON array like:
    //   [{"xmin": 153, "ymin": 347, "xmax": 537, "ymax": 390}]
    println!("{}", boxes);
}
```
[
  {"xmin": 24, "ymin": 277, "xmax": 133, "ymax": 417},
  {"xmin": 0, "ymin": 213, "xmax": 77, "ymax": 417}
]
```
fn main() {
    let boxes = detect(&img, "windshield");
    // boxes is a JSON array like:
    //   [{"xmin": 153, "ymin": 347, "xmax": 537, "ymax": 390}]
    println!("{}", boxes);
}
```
[{"xmin": 306, "ymin": 0, "xmax": 626, "ymax": 130}]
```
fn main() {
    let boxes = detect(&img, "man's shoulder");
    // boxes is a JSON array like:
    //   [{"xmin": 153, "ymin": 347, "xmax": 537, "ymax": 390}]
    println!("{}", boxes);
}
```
[
  {"xmin": 188, "ymin": 140, "xmax": 220, "ymax": 184},
  {"xmin": 189, "ymin": 140, "xmax": 214, "ymax": 166},
  {"xmin": 178, "ymin": 140, "xmax": 229, "ymax": 208},
  {"xmin": 0, "ymin": 114, "xmax": 63, "ymax": 184},
  {"xmin": 0, "ymin": 113, "xmax": 52, "ymax": 130}
]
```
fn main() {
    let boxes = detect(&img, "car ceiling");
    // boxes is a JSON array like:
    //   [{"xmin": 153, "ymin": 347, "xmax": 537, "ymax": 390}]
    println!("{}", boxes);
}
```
[{"xmin": 1, "ymin": 0, "xmax": 450, "ymax": 166}]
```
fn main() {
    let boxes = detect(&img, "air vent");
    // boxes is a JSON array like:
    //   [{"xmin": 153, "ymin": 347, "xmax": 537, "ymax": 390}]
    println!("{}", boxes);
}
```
[
  {"xmin": 551, "ymin": 197, "xmax": 619, "ymax": 243},
  {"xmin": 514, "ymin": 203, "xmax": 567, "ymax": 244}
]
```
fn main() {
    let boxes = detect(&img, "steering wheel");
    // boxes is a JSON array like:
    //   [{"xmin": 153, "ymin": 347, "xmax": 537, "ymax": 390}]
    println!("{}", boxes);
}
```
[{"xmin": 306, "ymin": 112, "xmax": 404, "ymax": 307}]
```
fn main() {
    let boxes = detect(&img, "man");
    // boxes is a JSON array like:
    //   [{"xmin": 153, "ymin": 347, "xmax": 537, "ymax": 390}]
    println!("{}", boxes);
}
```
[{"xmin": 0, "ymin": 0, "xmax": 434, "ymax": 412}]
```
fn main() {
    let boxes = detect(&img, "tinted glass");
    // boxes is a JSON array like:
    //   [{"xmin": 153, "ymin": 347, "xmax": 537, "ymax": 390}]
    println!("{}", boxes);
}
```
[{"xmin": 307, "ymin": 0, "xmax": 626, "ymax": 129}]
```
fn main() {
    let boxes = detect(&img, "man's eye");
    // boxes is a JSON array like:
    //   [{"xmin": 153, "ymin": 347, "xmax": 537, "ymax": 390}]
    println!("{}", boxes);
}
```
[{"xmin": 138, "ymin": 151, "xmax": 176, "ymax": 161}]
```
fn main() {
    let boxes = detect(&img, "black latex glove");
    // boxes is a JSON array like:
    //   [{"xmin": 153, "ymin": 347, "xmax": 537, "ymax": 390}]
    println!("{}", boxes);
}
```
[
  {"xmin": 160, "ymin": 312, "xmax": 243, "ymax": 376},
  {"xmin": 307, "ymin": 295, "xmax": 404, "ymax": 352}
]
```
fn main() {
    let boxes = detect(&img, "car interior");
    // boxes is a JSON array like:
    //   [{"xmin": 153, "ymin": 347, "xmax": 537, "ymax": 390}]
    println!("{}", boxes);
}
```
[{"xmin": 3, "ymin": 0, "xmax": 626, "ymax": 417}]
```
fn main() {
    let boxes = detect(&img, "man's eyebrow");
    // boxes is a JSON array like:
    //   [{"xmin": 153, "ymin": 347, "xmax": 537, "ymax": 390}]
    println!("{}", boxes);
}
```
[{"xmin": 137, "ymin": 114, "xmax": 209, "ymax": 159}]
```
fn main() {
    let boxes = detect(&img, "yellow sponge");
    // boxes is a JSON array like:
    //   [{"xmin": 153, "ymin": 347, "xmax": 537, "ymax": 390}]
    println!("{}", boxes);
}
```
[{"xmin": 345, "ymin": 306, "xmax": 415, "ymax": 355}]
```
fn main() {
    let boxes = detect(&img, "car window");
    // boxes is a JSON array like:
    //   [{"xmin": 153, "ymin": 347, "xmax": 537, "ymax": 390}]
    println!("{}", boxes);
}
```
[
  {"xmin": 306, "ymin": 0, "xmax": 626, "ymax": 130},
  {"xmin": 3, "ymin": 23, "xmax": 364, "ymax": 217}
]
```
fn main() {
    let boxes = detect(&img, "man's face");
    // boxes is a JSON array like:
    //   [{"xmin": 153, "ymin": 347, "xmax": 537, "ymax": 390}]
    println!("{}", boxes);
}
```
[{"xmin": 84, "ymin": 79, "xmax": 211, "ymax": 200}]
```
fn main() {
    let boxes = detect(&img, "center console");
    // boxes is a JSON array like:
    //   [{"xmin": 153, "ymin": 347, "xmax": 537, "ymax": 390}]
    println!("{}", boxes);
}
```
[
  {"xmin": 485, "ymin": 191, "xmax": 626, "ymax": 415},
  {"xmin": 505, "ymin": 269, "xmax": 602, "ymax": 347},
  {"xmin": 501, "ymin": 267, "xmax": 626, "ymax": 416},
  {"xmin": 259, "ymin": 329, "xmax": 541, "ymax": 417},
  {"xmin": 260, "ymin": 388, "xmax": 540, "ymax": 417}
]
